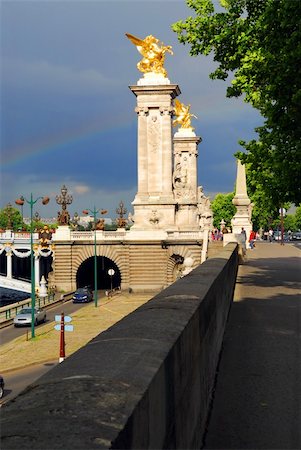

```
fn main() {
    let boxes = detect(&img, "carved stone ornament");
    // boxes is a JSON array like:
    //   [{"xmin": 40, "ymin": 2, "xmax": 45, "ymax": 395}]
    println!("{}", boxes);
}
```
[{"xmin": 149, "ymin": 210, "xmax": 160, "ymax": 225}]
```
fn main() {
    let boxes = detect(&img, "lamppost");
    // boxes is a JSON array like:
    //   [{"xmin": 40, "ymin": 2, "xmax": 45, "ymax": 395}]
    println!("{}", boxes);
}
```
[
  {"xmin": 15, "ymin": 194, "xmax": 50, "ymax": 339},
  {"xmin": 33, "ymin": 211, "xmax": 41, "ymax": 231},
  {"xmin": 116, "ymin": 201, "xmax": 127, "ymax": 228},
  {"xmin": 56, "ymin": 185, "xmax": 72, "ymax": 225},
  {"xmin": 82, "ymin": 207, "xmax": 107, "ymax": 307}
]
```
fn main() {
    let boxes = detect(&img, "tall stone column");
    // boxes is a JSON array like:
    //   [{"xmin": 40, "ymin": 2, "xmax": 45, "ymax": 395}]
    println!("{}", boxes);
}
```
[
  {"xmin": 173, "ymin": 129, "xmax": 201, "ymax": 230},
  {"xmin": 130, "ymin": 82, "xmax": 181, "ymax": 230},
  {"xmin": 135, "ymin": 106, "xmax": 149, "ymax": 199},
  {"xmin": 231, "ymin": 160, "xmax": 252, "ymax": 237},
  {"xmin": 6, "ymin": 249, "xmax": 12, "ymax": 279},
  {"xmin": 35, "ymin": 253, "xmax": 40, "ymax": 289}
]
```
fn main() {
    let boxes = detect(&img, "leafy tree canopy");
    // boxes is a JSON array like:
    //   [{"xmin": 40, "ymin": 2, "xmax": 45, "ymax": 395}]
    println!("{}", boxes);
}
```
[
  {"xmin": 0, "ymin": 206, "xmax": 23, "ymax": 231},
  {"xmin": 295, "ymin": 205, "xmax": 301, "ymax": 230},
  {"xmin": 211, "ymin": 192, "xmax": 236, "ymax": 228},
  {"xmin": 173, "ymin": 0, "xmax": 301, "ymax": 205}
]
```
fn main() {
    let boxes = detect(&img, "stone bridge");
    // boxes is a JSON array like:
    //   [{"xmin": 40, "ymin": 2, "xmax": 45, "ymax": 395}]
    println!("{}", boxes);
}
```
[{"xmin": 1, "ymin": 243, "xmax": 239, "ymax": 449}]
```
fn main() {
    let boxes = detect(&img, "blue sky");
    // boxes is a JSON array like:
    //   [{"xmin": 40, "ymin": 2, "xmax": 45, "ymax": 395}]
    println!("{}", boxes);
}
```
[{"xmin": 1, "ymin": 0, "xmax": 261, "ymax": 219}]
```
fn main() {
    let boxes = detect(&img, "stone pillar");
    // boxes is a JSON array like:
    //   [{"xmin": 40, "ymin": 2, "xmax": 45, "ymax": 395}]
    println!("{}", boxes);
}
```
[
  {"xmin": 129, "ymin": 80, "xmax": 181, "ymax": 230},
  {"xmin": 231, "ymin": 160, "xmax": 252, "ymax": 237},
  {"xmin": 135, "ymin": 107, "xmax": 149, "ymax": 198},
  {"xmin": 35, "ymin": 253, "xmax": 40, "ymax": 289},
  {"xmin": 6, "ymin": 249, "xmax": 12, "ymax": 279},
  {"xmin": 173, "ymin": 128, "xmax": 201, "ymax": 230}
]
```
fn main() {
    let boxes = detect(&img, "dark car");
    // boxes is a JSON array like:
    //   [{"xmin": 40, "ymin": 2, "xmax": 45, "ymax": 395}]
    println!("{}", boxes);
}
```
[
  {"xmin": 0, "ymin": 375, "xmax": 4, "ymax": 399},
  {"xmin": 72, "ymin": 287, "xmax": 93, "ymax": 303}
]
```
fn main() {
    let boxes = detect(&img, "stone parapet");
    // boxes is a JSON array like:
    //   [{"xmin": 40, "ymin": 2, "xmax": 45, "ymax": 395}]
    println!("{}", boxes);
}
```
[{"xmin": 1, "ymin": 243, "xmax": 239, "ymax": 449}]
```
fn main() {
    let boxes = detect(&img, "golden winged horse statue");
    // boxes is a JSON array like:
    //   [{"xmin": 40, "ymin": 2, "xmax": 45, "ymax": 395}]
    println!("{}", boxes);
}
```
[
  {"xmin": 173, "ymin": 99, "xmax": 197, "ymax": 130},
  {"xmin": 126, "ymin": 33, "xmax": 173, "ymax": 77}
]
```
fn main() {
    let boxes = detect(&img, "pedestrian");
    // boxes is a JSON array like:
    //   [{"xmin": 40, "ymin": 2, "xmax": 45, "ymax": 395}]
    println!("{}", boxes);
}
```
[
  {"xmin": 249, "ymin": 230, "xmax": 256, "ymax": 249},
  {"xmin": 268, "ymin": 228, "xmax": 274, "ymax": 243},
  {"xmin": 241, "ymin": 227, "xmax": 247, "ymax": 239},
  {"xmin": 240, "ymin": 228, "xmax": 247, "ymax": 254}
]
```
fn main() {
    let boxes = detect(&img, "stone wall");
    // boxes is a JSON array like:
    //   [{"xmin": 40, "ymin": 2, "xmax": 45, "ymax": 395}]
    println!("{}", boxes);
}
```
[{"xmin": 1, "ymin": 243, "xmax": 239, "ymax": 450}]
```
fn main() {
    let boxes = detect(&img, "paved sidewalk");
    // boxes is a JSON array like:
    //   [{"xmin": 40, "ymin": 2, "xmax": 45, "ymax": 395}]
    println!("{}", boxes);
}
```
[{"xmin": 203, "ymin": 242, "xmax": 301, "ymax": 449}]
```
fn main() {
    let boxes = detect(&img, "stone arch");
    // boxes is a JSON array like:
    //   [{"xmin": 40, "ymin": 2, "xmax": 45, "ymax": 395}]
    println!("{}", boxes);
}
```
[
  {"xmin": 166, "ymin": 245, "xmax": 196, "ymax": 285},
  {"xmin": 71, "ymin": 244, "xmax": 128, "ymax": 289},
  {"xmin": 76, "ymin": 256, "xmax": 121, "ymax": 291}
]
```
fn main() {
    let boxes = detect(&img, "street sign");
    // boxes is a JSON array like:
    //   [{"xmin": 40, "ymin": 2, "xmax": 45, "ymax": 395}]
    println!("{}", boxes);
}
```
[
  {"xmin": 54, "ymin": 324, "xmax": 74, "ymax": 332},
  {"xmin": 55, "ymin": 315, "xmax": 72, "ymax": 323}
]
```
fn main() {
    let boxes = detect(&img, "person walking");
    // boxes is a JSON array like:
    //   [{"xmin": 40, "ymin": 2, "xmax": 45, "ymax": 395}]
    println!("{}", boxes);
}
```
[
  {"xmin": 249, "ymin": 230, "xmax": 256, "ymax": 249},
  {"xmin": 268, "ymin": 228, "xmax": 274, "ymax": 242}
]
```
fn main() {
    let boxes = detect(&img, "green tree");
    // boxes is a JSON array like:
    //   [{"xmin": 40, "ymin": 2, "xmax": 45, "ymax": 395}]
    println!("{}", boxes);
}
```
[
  {"xmin": 211, "ymin": 192, "xmax": 236, "ymax": 228},
  {"xmin": 0, "ymin": 205, "xmax": 24, "ymax": 231},
  {"xmin": 283, "ymin": 215, "xmax": 296, "ymax": 232},
  {"xmin": 295, "ymin": 205, "xmax": 301, "ymax": 230},
  {"xmin": 173, "ymin": 0, "xmax": 301, "ymax": 205}
]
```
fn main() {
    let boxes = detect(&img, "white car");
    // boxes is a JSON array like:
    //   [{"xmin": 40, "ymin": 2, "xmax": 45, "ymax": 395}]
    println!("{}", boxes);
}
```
[{"xmin": 14, "ymin": 307, "xmax": 46, "ymax": 327}]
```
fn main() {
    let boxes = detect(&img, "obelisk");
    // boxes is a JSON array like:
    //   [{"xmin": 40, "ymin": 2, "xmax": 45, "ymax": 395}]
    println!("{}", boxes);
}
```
[{"xmin": 231, "ymin": 159, "xmax": 252, "ymax": 236}]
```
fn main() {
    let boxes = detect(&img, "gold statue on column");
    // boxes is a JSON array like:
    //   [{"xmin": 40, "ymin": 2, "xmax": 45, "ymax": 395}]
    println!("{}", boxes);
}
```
[
  {"xmin": 173, "ymin": 99, "xmax": 197, "ymax": 130},
  {"xmin": 126, "ymin": 33, "xmax": 173, "ymax": 77}
]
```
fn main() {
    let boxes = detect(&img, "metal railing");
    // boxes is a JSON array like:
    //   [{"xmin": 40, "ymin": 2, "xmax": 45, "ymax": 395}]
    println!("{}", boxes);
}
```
[{"xmin": 0, "ymin": 292, "xmax": 74, "ymax": 325}]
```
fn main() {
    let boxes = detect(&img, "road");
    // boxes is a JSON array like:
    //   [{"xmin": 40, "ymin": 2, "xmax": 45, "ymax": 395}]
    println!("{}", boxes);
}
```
[
  {"xmin": 0, "ymin": 299, "xmax": 88, "ymax": 405},
  {"xmin": 0, "ymin": 295, "xmax": 102, "ymax": 345},
  {"xmin": 0, "ymin": 361, "xmax": 59, "ymax": 406}
]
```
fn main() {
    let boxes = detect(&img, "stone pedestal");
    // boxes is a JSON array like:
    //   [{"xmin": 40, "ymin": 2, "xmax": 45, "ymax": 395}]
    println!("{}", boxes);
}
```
[
  {"xmin": 173, "ymin": 128, "xmax": 201, "ymax": 230},
  {"xmin": 231, "ymin": 160, "xmax": 252, "ymax": 238},
  {"xmin": 129, "ymin": 78, "xmax": 180, "ymax": 230},
  {"xmin": 53, "ymin": 226, "xmax": 71, "ymax": 241}
]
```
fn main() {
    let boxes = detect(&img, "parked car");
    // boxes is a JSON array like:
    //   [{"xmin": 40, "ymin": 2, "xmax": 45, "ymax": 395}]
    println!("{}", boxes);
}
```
[
  {"xmin": 0, "ymin": 375, "xmax": 4, "ymax": 399},
  {"xmin": 273, "ymin": 231, "xmax": 292, "ymax": 242},
  {"xmin": 291, "ymin": 231, "xmax": 301, "ymax": 241},
  {"xmin": 13, "ymin": 307, "xmax": 46, "ymax": 327},
  {"xmin": 72, "ymin": 287, "xmax": 93, "ymax": 303}
]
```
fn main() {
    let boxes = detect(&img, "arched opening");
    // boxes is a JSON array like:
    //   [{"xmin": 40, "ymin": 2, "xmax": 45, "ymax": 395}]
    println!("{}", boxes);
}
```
[
  {"xmin": 76, "ymin": 256, "xmax": 121, "ymax": 291},
  {"xmin": 0, "ymin": 252, "xmax": 7, "ymax": 276},
  {"xmin": 12, "ymin": 251, "xmax": 30, "ymax": 281},
  {"xmin": 39, "ymin": 252, "xmax": 53, "ymax": 283}
]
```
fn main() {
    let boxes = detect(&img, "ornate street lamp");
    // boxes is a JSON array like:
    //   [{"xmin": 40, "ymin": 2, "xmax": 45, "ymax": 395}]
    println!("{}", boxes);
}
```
[
  {"xmin": 15, "ymin": 194, "xmax": 50, "ymax": 339},
  {"xmin": 71, "ymin": 212, "xmax": 80, "ymax": 230},
  {"xmin": 56, "ymin": 185, "xmax": 72, "ymax": 225},
  {"xmin": 116, "ymin": 201, "xmax": 127, "ymax": 228},
  {"xmin": 33, "ymin": 211, "xmax": 41, "ymax": 231},
  {"xmin": 82, "ymin": 207, "xmax": 107, "ymax": 307},
  {"xmin": 15, "ymin": 195, "xmax": 25, "ymax": 223}
]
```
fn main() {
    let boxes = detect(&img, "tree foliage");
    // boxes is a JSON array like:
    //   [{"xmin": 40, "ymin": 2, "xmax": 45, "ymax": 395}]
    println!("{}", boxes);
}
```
[
  {"xmin": 0, "ymin": 206, "xmax": 24, "ymax": 231},
  {"xmin": 295, "ymin": 205, "xmax": 301, "ymax": 230},
  {"xmin": 173, "ymin": 0, "xmax": 301, "ymax": 205},
  {"xmin": 211, "ymin": 192, "xmax": 235, "ymax": 228}
]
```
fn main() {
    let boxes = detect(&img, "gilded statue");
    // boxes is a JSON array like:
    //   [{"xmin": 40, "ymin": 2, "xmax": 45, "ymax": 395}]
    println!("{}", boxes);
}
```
[
  {"xmin": 126, "ymin": 33, "xmax": 173, "ymax": 77},
  {"xmin": 173, "ymin": 99, "xmax": 197, "ymax": 130}
]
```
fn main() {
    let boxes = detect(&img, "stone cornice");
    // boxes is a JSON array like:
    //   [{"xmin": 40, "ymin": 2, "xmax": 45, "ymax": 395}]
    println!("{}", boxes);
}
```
[{"xmin": 129, "ymin": 84, "xmax": 181, "ymax": 99}]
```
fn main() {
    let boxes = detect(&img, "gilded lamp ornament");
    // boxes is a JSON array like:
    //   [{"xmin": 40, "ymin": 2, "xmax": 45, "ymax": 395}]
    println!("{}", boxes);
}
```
[
  {"xmin": 173, "ymin": 99, "xmax": 197, "ymax": 131},
  {"xmin": 126, "ymin": 33, "xmax": 173, "ymax": 77}
]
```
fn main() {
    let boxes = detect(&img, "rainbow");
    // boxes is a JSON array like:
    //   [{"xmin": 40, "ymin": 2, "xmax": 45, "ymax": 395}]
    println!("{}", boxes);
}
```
[{"xmin": 3, "ymin": 114, "xmax": 135, "ymax": 168}]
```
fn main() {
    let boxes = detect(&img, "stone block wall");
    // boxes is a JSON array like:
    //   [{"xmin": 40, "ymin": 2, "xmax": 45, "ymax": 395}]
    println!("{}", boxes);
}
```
[{"xmin": 1, "ymin": 243, "xmax": 238, "ymax": 449}]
